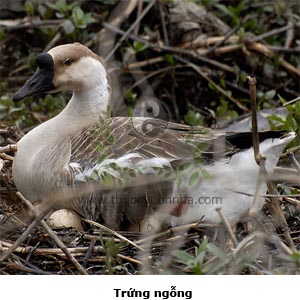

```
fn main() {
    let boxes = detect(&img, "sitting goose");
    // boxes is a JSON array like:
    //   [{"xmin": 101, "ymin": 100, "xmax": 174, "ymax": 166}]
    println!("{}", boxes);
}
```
[{"xmin": 10, "ymin": 43, "xmax": 295, "ymax": 232}]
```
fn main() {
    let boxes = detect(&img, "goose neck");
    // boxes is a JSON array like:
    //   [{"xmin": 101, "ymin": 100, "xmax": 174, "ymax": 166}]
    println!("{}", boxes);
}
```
[{"xmin": 61, "ymin": 84, "xmax": 110, "ymax": 125}]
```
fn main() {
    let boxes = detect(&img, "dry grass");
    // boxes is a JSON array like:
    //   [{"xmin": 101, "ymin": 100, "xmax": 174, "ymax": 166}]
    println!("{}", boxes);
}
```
[{"xmin": 0, "ymin": 128, "xmax": 299, "ymax": 274}]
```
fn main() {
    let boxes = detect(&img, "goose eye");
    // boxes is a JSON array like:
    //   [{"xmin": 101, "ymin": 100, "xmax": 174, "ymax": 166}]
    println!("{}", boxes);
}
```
[{"xmin": 64, "ymin": 58, "xmax": 73, "ymax": 66}]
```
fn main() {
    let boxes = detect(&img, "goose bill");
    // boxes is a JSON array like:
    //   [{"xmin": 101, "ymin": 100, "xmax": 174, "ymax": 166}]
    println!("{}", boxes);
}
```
[{"xmin": 13, "ymin": 65, "xmax": 55, "ymax": 102}]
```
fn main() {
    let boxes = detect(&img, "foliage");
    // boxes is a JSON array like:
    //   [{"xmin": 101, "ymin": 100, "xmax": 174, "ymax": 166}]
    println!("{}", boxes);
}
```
[
  {"xmin": 0, "ymin": 0, "xmax": 299, "ymax": 275},
  {"xmin": 268, "ymin": 96, "xmax": 300, "ymax": 146},
  {"xmin": 172, "ymin": 236, "xmax": 208, "ymax": 274},
  {"xmin": 1, "ymin": 0, "xmax": 299, "ymax": 135}
]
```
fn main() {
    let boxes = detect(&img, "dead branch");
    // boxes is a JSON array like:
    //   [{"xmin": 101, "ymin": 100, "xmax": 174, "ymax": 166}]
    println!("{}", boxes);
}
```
[
  {"xmin": 16, "ymin": 192, "xmax": 88, "ymax": 275},
  {"xmin": 0, "ymin": 144, "xmax": 17, "ymax": 153},
  {"xmin": 83, "ymin": 219, "xmax": 145, "ymax": 252}
]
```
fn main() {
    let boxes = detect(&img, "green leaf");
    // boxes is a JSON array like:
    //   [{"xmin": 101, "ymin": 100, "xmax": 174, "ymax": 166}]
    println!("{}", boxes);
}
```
[
  {"xmin": 62, "ymin": 20, "xmax": 75, "ymax": 34},
  {"xmin": 176, "ymin": 177, "xmax": 183, "ymax": 189},
  {"xmin": 192, "ymin": 260, "xmax": 203, "ymax": 275},
  {"xmin": 264, "ymin": 89, "xmax": 276, "ymax": 100},
  {"xmin": 278, "ymin": 94, "xmax": 287, "ymax": 104},
  {"xmin": 102, "ymin": 172, "xmax": 113, "ymax": 186},
  {"xmin": 207, "ymin": 243, "xmax": 228, "ymax": 260},
  {"xmin": 172, "ymin": 250, "xmax": 194, "ymax": 265},
  {"xmin": 47, "ymin": 0, "xmax": 71, "ymax": 15},
  {"xmin": 198, "ymin": 236, "xmax": 208, "ymax": 253},
  {"xmin": 201, "ymin": 169, "xmax": 210, "ymax": 179},
  {"xmin": 164, "ymin": 54, "xmax": 174, "ymax": 65},
  {"xmin": 291, "ymin": 251, "xmax": 300, "ymax": 263},
  {"xmin": 295, "ymin": 99, "xmax": 300, "ymax": 115},
  {"xmin": 194, "ymin": 252, "xmax": 206, "ymax": 269},
  {"xmin": 90, "ymin": 170, "xmax": 99, "ymax": 181},
  {"xmin": 193, "ymin": 156, "xmax": 203, "ymax": 164},
  {"xmin": 25, "ymin": 0, "xmax": 34, "ymax": 14},
  {"xmin": 268, "ymin": 114, "xmax": 285, "ymax": 124},
  {"xmin": 178, "ymin": 161, "xmax": 192, "ymax": 172},
  {"xmin": 184, "ymin": 110, "xmax": 204, "ymax": 126},
  {"xmin": 189, "ymin": 171, "xmax": 200, "ymax": 187},
  {"xmin": 197, "ymin": 142, "xmax": 208, "ymax": 152},
  {"xmin": 285, "ymin": 115, "xmax": 297, "ymax": 131},
  {"xmin": 72, "ymin": 6, "xmax": 84, "ymax": 21},
  {"xmin": 117, "ymin": 178, "xmax": 124, "ymax": 188}
]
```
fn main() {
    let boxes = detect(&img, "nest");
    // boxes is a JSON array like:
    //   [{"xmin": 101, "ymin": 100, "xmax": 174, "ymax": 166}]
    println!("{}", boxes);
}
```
[
  {"xmin": 1, "ymin": 0, "xmax": 300, "ymax": 274},
  {"xmin": 1, "ymin": 126, "xmax": 299, "ymax": 274}
]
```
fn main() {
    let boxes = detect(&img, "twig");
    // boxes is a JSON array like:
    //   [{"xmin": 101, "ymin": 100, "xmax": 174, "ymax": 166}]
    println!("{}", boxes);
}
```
[
  {"xmin": 282, "ymin": 196, "xmax": 300, "ymax": 206},
  {"xmin": 278, "ymin": 58, "xmax": 300, "ymax": 77},
  {"xmin": 247, "ymin": 76, "xmax": 295, "ymax": 251},
  {"xmin": 204, "ymin": 16, "xmax": 248, "ymax": 55},
  {"xmin": 83, "ymin": 219, "xmax": 145, "ymax": 252},
  {"xmin": 249, "ymin": 156, "xmax": 268, "ymax": 217},
  {"xmin": 180, "ymin": 35, "xmax": 239, "ymax": 49},
  {"xmin": 83, "ymin": 234, "xmax": 121, "ymax": 243},
  {"xmin": 180, "ymin": 57, "xmax": 249, "ymax": 111},
  {"xmin": 245, "ymin": 41, "xmax": 300, "ymax": 77},
  {"xmin": 0, "ymin": 153, "xmax": 14, "ymax": 161},
  {"xmin": 83, "ymin": 240, "xmax": 96, "ymax": 268},
  {"xmin": 287, "ymin": 151, "xmax": 300, "ymax": 174},
  {"xmin": 248, "ymin": 76, "xmax": 260, "ymax": 163},
  {"xmin": 126, "ymin": 56, "xmax": 165, "ymax": 69},
  {"xmin": 0, "ymin": 159, "xmax": 4, "ymax": 173},
  {"xmin": 104, "ymin": 0, "xmax": 157, "ymax": 61},
  {"xmin": 1, "ymin": 174, "xmax": 15, "ymax": 208},
  {"xmin": 0, "ymin": 18, "xmax": 65, "ymax": 31},
  {"xmin": 16, "ymin": 192, "xmax": 88, "ymax": 275},
  {"xmin": 232, "ymin": 232, "xmax": 266, "ymax": 257},
  {"xmin": 44, "ymin": 31, "xmax": 62, "ymax": 52},
  {"xmin": 0, "ymin": 144, "xmax": 17, "ymax": 153},
  {"xmin": 270, "ymin": 234, "xmax": 294, "ymax": 256},
  {"xmin": 252, "ymin": 218, "xmax": 293, "ymax": 256},
  {"xmin": 136, "ymin": 222, "xmax": 215, "ymax": 245},
  {"xmin": 210, "ymin": 44, "xmax": 242, "ymax": 55},
  {"xmin": 215, "ymin": 208, "xmax": 238, "ymax": 247},
  {"xmin": 5, "ymin": 262, "xmax": 51, "ymax": 275},
  {"xmin": 129, "ymin": 65, "xmax": 176, "ymax": 90},
  {"xmin": 0, "ymin": 240, "xmax": 104, "ymax": 256},
  {"xmin": 250, "ymin": 22, "xmax": 297, "ymax": 42},
  {"xmin": 0, "ymin": 205, "xmax": 53, "ymax": 264},
  {"xmin": 133, "ymin": 0, "xmax": 143, "ymax": 36},
  {"xmin": 283, "ymin": 96, "xmax": 300, "ymax": 107},
  {"xmin": 102, "ymin": 22, "xmax": 236, "ymax": 73},
  {"xmin": 266, "ymin": 46, "xmax": 300, "ymax": 54},
  {"xmin": 265, "ymin": 181, "xmax": 296, "ymax": 251},
  {"xmin": 159, "ymin": 2, "xmax": 169, "ymax": 46},
  {"xmin": 118, "ymin": 253, "xmax": 143, "ymax": 265}
]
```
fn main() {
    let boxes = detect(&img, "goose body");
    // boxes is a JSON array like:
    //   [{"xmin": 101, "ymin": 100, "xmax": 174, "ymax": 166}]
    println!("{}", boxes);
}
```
[{"xmin": 11, "ymin": 43, "xmax": 296, "ymax": 231}]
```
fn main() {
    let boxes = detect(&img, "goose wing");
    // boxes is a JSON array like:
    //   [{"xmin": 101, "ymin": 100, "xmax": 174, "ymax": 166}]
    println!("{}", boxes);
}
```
[
  {"xmin": 65, "ymin": 117, "xmax": 237, "ymax": 228},
  {"xmin": 69, "ymin": 116, "xmax": 236, "ymax": 169}
]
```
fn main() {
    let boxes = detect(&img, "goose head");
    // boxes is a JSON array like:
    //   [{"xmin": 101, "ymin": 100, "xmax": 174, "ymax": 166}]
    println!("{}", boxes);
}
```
[{"xmin": 13, "ymin": 43, "xmax": 110, "ymax": 117}]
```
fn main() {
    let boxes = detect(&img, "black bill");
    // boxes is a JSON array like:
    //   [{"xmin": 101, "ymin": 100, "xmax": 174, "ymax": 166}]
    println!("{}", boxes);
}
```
[{"xmin": 13, "ymin": 53, "xmax": 55, "ymax": 102}]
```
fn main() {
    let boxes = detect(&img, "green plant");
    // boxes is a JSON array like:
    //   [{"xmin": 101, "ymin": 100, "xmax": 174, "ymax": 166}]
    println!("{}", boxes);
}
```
[
  {"xmin": 104, "ymin": 238, "xmax": 122, "ymax": 274},
  {"xmin": 215, "ymin": 98, "xmax": 238, "ymax": 121},
  {"xmin": 268, "ymin": 96, "xmax": 300, "ymax": 146},
  {"xmin": 47, "ymin": 0, "xmax": 95, "ymax": 34},
  {"xmin": 184, "ymin": 110, "xmax": 204, "ymax": 126},
  {"xmin": 172, "ymin": 236, "xmax": 208, "ymax": 274}
]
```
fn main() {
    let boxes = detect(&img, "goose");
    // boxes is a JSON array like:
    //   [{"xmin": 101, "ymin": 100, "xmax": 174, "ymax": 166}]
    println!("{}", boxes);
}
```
[{"xmin": 8, "ymin": 43, "xmax": 296, "ymax": 232}]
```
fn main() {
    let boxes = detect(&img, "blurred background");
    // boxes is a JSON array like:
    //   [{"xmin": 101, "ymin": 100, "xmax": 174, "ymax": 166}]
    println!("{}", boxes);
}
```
[{"xmin": 0, "ymin": 0, "xmax": 299, "ymax": 139}]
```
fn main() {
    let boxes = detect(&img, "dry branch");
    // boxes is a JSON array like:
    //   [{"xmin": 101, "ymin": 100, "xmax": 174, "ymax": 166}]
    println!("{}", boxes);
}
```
[{"xmin": 16, "ymin": 192, "xmax": 88, "ymax": 275}]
